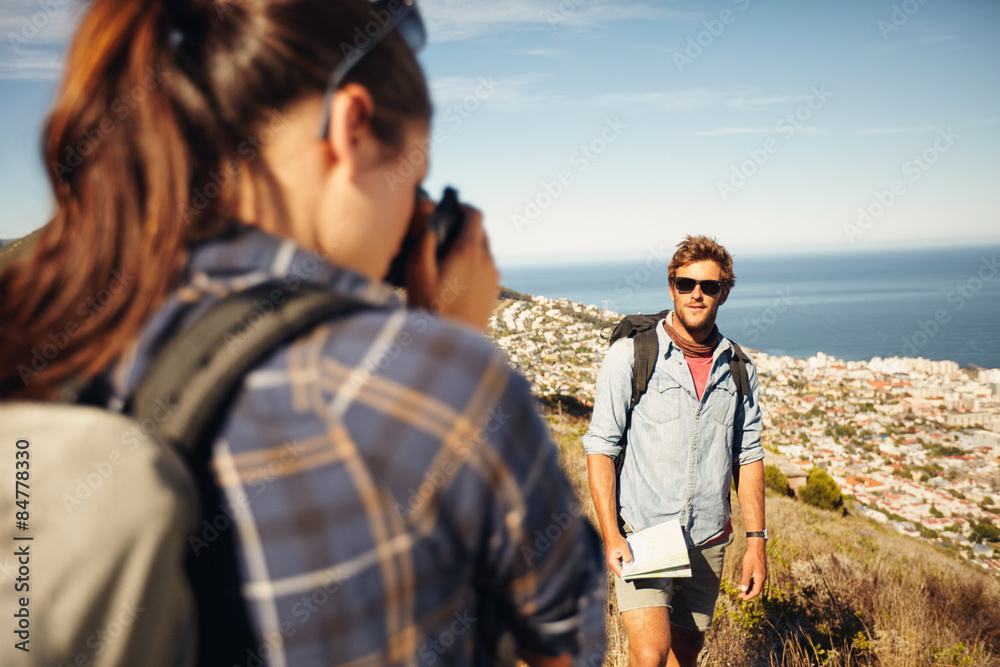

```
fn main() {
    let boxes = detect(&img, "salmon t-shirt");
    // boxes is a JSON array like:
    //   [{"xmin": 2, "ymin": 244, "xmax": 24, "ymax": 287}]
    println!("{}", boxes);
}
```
[{"xmin": 685, "ymin": 354, "xmax": 714, "ymax": 400}]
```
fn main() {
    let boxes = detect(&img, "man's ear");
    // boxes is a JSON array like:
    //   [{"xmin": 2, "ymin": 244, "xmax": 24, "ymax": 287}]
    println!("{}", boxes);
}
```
[
  {"xmin": 322, "ymin": 82, "xmax": 377, "ymax": 174},
  {"xmin": 718, "ymin": 288, "xmax": 730, "ymax": 306}
]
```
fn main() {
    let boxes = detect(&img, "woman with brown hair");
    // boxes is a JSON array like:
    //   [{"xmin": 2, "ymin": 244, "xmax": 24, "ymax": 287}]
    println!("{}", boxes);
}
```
[{"xmin": 0, "ymin": 0, "xmax": 605, "ymax": 664}]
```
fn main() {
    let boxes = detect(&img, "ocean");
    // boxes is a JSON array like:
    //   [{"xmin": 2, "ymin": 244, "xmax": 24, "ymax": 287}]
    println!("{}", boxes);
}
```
[{"xmin": 499, "ymin": 245, "xmax": 1000, "ymax": 369}]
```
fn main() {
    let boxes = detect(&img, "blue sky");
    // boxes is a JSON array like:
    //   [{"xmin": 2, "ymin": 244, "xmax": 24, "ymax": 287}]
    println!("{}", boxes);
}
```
[{"xmin": 2, "ymin": 0, "xmax": 998, "ymax": 263}]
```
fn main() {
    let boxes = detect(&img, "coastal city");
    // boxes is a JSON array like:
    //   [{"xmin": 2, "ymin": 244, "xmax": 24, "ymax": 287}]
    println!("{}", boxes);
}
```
[{"xmin": 488, "ymin": 292, "xmax": 1000, "ymax": 572}]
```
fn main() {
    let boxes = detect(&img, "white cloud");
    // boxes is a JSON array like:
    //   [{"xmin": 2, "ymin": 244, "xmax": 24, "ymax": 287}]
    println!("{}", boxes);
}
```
[
  {"xmin": 420, "ymin": 0, "xmax": 699, "ymax": 42},
  {"xmin": 851, "ymin": 117, "xmax": 1000, "ymax": 135},
  {"xmin": 696, "ymin": 126, "xmax": 774, "ymax": 136},
  {"xmin": 852, "ymin": 125, "xmax": 941, "ymax": 136},
  {"xmin": 513, "ymin": 47, "xmax": 563, "ymax": 58},
  {"xmin": 430, "ymin": 72, "xmax": 567, "ymax": 113},
  {"xmin": 696, "ymin": 126, "xmax": 827, "ymax": 137},
  {"xmin": 0, "ymin": 49, "xmax": 64, "ymax": 80},
  {"xmin": 592, "ymin": 88, "xmax": 808, "ymax": 112},
  {"xmin": 1, "ymin": 0, "xmax": 80, "ymax": 80}
]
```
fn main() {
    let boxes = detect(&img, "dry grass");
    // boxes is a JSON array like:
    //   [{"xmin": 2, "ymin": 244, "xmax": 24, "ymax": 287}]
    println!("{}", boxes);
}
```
[
  {"xmin": 542, "ymin": 406, "xmax": 1000, "ymax": 667},
  {"xmin": 703, "ymin": 495, "xmax": 1000, "ymax": 666}
]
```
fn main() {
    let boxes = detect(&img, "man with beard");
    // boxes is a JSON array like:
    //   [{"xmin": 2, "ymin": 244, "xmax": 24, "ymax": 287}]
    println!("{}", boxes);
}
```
[{"xmin": 583, "ymin": 235, "xmax": 766, "ymax": 667}]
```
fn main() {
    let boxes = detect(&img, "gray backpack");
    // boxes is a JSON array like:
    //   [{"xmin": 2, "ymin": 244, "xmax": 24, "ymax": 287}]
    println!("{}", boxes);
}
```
[{"xmin": 0, "ymin": 281, "xmax": 365, "ymax": 666}]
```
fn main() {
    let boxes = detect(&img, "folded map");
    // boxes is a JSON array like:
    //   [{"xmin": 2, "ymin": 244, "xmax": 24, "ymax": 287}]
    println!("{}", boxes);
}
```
[{"xmin": 620, "ymin": 518, "xmax": 691, "ymax": 580}]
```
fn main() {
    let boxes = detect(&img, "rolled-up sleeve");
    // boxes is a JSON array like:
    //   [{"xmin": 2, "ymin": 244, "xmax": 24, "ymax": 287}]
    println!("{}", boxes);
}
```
[
  {"xmin": 582, "ymin": 339, "xmax": 634, "ymax": 459},
  {"xmin": 734, "ymin": 358, "xmax": 763, "ymax": 466}
]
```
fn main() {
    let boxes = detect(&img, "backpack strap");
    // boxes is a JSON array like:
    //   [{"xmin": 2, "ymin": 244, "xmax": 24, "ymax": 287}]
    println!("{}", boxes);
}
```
[
  {"xmin": 728, "ymin": 341, "xmax": 752, "ymax": 404},
  {"xmin": 131, "ymin": 280, "xmax": 369, "ymax": 451},
  {"xmin": 129, "ymin": 279, "xmax": 371, "ymax": 666},
  {"xmin": 629, "ymin": 327, "xmax": 660, "ymax": 410},
  {"xmin": 613, "ymin": 322, "xmax": 661, "ymax": 527},
  {"xmin": 726, "ymin": 341, "xmax": 754, "ymax": 493}
]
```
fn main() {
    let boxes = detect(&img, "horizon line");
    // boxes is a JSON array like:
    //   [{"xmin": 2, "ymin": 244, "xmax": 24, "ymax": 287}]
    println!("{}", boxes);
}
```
[{"xmin": 498, "ymin": 237, "xmax": 1000, "ymax": 267}]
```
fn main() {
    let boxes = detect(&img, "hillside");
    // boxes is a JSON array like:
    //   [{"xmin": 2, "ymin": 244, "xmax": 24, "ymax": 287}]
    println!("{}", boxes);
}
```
[
  {"xmin": 542, "ymin": 406, "xmax": 1000, "ymax": 667},
  {"xmin": 0, "ymin": 227, "xmax": 43, "ymax": 273},
  {"xmin": 490, "ymin": 290, "xmax": 1000, "ymax": 666},
  {"xmin": 488, "ymin": 291, "xmax": 1000, "ymax": 565}
]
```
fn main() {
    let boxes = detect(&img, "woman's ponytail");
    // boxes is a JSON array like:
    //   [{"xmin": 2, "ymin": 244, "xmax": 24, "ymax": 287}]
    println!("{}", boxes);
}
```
[
  {"xmin": 0, "ymin": 0, "xmax": 228, "ymax": 398},
  {"xmin": 0, "ymin": 0, "xmax": 430, "ymax": 399}
]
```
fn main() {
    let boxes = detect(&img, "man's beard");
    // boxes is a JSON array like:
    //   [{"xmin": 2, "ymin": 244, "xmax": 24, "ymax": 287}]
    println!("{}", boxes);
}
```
[{"xmin": 675, "ymin": 304, "xmax": 717, "ymax": 341}]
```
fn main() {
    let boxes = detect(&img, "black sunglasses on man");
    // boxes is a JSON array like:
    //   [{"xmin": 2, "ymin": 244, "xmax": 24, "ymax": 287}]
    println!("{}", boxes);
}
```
[{"xmin": 672, "ymin": 277, "xmax": 725, "ymax": 297}]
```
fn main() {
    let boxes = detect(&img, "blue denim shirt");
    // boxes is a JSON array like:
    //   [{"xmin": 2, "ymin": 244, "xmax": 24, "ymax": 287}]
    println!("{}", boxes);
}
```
[{"xmin": 582, "ymin": 316, "xmax": 762, "ymax": 547}]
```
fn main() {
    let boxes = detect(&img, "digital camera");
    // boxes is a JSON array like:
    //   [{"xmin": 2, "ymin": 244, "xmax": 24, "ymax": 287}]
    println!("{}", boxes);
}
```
[{"xmin": 385, "ymin": 186, "xmax": 466, "ymax": 287}]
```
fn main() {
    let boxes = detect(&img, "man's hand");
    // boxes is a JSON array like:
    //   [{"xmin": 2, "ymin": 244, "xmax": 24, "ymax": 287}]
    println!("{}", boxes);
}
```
[
  {"xmin": 738, "ymin": 538, "xmax": 766, "ymax": 601},
  {"xmin": 604, "ymin": 532, "xmax": 632, "ymax": 579}
]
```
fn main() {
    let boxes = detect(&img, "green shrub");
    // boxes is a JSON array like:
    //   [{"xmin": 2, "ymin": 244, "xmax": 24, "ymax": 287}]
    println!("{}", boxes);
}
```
[
  {"xmin": 764, "ymin": 464, "xmax": 793, "ymax": 497},
  {"xmin": 970, "ymin": 520, "xmax": 1000, "ymax": 543},
  {"xmin": 800, "ymin": 468, "xmax": 844, "ymax": 512}
]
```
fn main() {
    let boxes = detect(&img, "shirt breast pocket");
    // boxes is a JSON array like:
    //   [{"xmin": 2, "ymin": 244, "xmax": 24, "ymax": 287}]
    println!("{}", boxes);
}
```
[
  {"xmin": 711, "ymin": 382, "xmax": 738, "ymax": 427},
  {"xmin": 636, "ymin": 376, "xmax": 684, "ymax": 424}
]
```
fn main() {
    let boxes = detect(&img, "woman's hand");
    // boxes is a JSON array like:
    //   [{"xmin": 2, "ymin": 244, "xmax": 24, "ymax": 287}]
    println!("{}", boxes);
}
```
[{"xmin": 405, "ymin": 201, "xmax": 500, "ymax": 332}]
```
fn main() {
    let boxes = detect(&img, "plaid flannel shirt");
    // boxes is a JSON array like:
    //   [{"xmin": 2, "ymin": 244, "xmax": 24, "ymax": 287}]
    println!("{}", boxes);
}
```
[{"xmin": 103, "ymin": 225, "xmax": 606, "ymax": 666}]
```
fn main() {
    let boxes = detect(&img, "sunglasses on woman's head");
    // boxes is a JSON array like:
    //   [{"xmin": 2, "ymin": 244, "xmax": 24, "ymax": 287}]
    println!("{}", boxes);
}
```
[{"xmin": 316, "ymin": 0, "xmax": 426, "ymax": 139}]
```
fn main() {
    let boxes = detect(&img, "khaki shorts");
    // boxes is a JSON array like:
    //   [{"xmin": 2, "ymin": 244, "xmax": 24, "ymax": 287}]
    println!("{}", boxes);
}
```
[{"xmin": 613, "ymin": 529, "xmax": 733, "ymax": 632}]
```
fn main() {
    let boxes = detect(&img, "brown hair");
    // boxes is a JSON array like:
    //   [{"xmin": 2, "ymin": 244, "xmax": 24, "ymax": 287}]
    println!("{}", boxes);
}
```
[
  {"xmin": 667, "ymin": 235, "xmax": 736, "ymax": 291},
  {"xmin": 0, "ymin": 0, "xmax": 431, "ymax": 399}
]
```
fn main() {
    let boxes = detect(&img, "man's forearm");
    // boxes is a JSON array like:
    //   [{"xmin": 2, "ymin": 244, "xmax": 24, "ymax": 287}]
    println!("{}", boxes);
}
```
[
  {"xmin": 736, "ymin": 458, "xmax": 767, "ymax": 600},
  {"xmin": 587, "ymin": 454, "xmax": 622, "ymax": 541},
  {"xmin": 736, "ymin": 459, "xmax": 765, "ymax": 533}
]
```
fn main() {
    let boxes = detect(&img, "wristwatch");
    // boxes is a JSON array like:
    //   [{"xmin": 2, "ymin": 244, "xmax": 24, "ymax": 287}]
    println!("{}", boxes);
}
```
[{"xmin": 745, "ymin": 529, "xmax": 769, "ymax": 540}]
